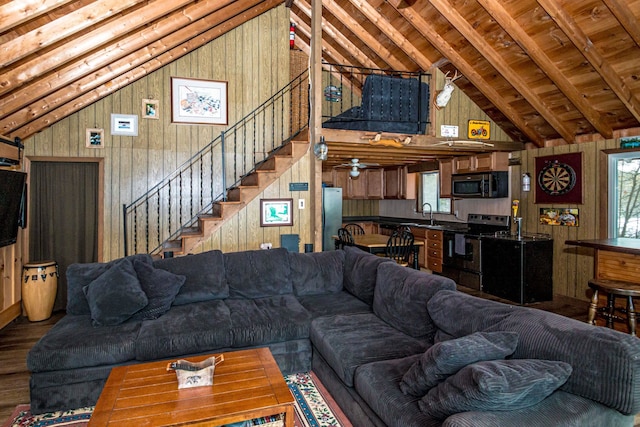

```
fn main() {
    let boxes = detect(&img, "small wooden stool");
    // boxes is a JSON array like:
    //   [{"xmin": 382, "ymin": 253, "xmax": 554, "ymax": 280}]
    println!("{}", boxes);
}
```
[{"xmin": 588, "ymin": 278, "xmax": 640, "ymax": 336}]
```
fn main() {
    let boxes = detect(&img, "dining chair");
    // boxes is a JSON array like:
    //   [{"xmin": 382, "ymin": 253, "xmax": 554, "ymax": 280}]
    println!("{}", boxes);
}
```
[
  {"xmin": 396, "ymin": 225, "xmax": 412, "ymax": 234},
  {"xmin": 337, "ymin": 227, "xmax": 355, "ymax": 249},
  {"xmin": 344, "ymin": 223, "xmax": 365, "ymax": 235},
  {"xmin": 384, "ymin": 230, "xmax": 414, "ymax": 266}
]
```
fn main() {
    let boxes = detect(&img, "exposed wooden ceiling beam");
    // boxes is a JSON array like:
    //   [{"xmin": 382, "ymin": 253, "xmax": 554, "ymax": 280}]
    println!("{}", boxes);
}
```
[
  {"xmin": 388, "ymin": 1, "xmax": 543, "ymax": 146},
  {"xmin": 537, "ymin": 0, "xmax": 640, "ymax": 124},
  {"xmin": 290, "ymin": 13, "xmax": 359, "ymax": 71},
  {"xmin": 321, "ymin": 0, "xmax": 405, "ymax": 70},
  {"xmin": 1, "ymin": 0, "xmax": 246, "ymax": 134},
  {"xmin": 0, "ymin": 0, "xmax": 196, "ymax": 97},
  {"xmin": 601, "ymin": 0, "xmax": 640, "ymax": 48},
  {"xmin": 293, "ymin": 0, "xmax": 378, "ymax": 69},
  {"xmin": 2, "ymin": 0, "xmax": 146, "ymax": 68},
  {"xmin": 0, "ymin": 0, "xmax": 74, "ymax": 33},
  {"xmin": 346, "ymin": 0, "xmax": 432, "ymax": 70},
  {"xmin": 476, "ymin": 0, "xmax": 613, "ymax": 139},
  {"xmin": 428, "ymin": 0, "xmax": 575, "ymax": 143},
  {"xmin": 10, "ymin": 0, "xmax": 281, "ymax": 139}
]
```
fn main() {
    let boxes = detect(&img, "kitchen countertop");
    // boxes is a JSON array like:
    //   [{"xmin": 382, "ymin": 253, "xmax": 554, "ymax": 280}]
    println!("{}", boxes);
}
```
[{"xmin": 343, "ymin": 216, "xmax": 468, "ymax": 232}]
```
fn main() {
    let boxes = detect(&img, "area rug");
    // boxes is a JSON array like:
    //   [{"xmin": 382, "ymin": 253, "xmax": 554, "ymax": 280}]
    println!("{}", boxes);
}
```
[{"xmin": 2, "ymin": 372, "xmax": 351, "ymax": 427}]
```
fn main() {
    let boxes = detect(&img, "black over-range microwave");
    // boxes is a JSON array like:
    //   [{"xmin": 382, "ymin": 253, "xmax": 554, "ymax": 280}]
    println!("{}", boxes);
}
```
[{"xmin": 451, "ymin": 171, "xmax": 509, "ymax": 198}]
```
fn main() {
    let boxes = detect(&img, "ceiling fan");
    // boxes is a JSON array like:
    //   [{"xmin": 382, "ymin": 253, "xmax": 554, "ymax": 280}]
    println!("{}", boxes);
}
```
[{"xmin": 337, "ymin": 158, "xmax": 379, "ymax": 178}]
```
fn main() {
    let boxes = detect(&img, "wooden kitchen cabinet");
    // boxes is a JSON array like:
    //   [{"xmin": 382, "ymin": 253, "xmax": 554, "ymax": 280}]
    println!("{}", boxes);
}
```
[
  {"xmin": 410, "ymin": 227, "xmax": 427, "ymax": 269},
  {"xmin": 453, "ymin": 152, "xmax": 508, "ymax": 173},
  {"xmin": 331, "ymin": 168, "xmax": 384, "ymax": 199},
  {"xmin": 425, "ymin": 230, "xmax": 443, "ymax": 273},
  {"xmin": 384, "ymin": 167, "xmax": 416, "ymax": 199},
  {"xmin": 439, "ymin": 159, "xmax": 454, "ymax": 197}
]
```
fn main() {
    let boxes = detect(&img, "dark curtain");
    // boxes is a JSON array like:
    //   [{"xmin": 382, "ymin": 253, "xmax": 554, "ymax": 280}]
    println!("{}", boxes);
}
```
[{"xmin": 29, "ymin": 162, "xmax": 99, "ymax": 312}]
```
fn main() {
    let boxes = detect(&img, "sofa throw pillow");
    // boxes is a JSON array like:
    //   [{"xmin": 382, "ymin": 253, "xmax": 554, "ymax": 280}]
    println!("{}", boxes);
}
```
[
  {"xmin": 131, "ymin": 259, "xmax": 186, "ymax": 320},
  {"xmin": 400, "ymin": 331, "xmax": 519, "ymax": 396},
  {"xmin": 419, "ymin": 359, "xmax": 572, "ymax": 420},
  {"xmin": 373, "ymin": 262, "xmax": 456, "ymax": 340},
  {"xmin": 83, "ymin": 258, "xmax": 148, "ymax": 326},
  {"xmin": 153, "ymin": 249, "xmax": 228, "ymax": 305},
  {"xmin": 289, "ymin": 250, "xmax": 344, "ymax": 296},
  {"xmin": 66, "ymin": 253, "xmax": 153, "ymax": 315}
]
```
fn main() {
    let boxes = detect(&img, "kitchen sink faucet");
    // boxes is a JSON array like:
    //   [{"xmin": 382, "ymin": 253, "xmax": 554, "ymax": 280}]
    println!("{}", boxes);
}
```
[{"xmin": 422, "ymin": 202, "xmax": 434, "ymax": 225}]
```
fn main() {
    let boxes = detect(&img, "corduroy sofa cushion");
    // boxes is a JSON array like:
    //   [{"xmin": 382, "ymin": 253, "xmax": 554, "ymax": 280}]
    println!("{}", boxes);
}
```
[
  {"xmin": 428, "ymin": 290, "xmax": 640, "ymax": 415},
  {"xmin": 289, "ymin": 250, "xmax": 344, "ymax": 296},
  {"xmin": 225, "ymin": 248, "xmax": 292, "ymax": 298}
]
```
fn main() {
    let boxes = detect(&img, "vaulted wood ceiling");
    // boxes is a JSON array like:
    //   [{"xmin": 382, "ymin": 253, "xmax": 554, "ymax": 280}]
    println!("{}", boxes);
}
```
[{"xmin": 2, "ymin": 0, "xmax": 640, "ymax": 167}]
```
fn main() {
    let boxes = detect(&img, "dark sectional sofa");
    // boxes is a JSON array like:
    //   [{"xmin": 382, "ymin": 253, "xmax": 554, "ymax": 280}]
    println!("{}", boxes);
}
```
[{"xmin": 27, "ymin": 246, "xmax": 640, "ymax": 426}]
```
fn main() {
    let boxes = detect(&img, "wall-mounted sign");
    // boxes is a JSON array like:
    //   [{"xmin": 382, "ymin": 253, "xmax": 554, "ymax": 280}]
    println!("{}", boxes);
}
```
[
  {"xmin": 441, "ymin": 125, "xmax": 458, "ymax": 138},
  {"xmin": 468, "ymin": 120, "xmax": 490, "ymax": 140},
  {"xmin": 289, "ymin": 182, "xmax": 308, "ymax": 191}
]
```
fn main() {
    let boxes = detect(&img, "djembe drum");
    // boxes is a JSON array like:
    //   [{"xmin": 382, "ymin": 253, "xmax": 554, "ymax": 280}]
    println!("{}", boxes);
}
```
[{"xmin": 22, "ymin": 260, "xmax": 58, "ymax": 321}]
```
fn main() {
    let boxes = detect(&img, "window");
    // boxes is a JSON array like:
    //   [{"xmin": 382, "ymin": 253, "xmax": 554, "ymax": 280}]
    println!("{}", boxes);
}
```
[
  {"xmin": 608, "ymin": 152, "xmax": 640, "ymax": 238},
  {"xmin": 417, "ymin": 171, "xmax": 451, "ymax": 214}
]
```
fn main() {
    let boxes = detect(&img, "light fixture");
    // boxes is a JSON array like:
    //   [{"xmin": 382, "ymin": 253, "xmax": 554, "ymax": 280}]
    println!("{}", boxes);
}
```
[
  {"xmin": 314, "ymin": 136, "xmax": 328, "ymax": 161},
  {"xmin": 349, "ymin": 166, "xmax": 360, "ymax": 178},
  {"xmin": 522, "ymin": 172, "xmax": 531, "ymax": 192}
]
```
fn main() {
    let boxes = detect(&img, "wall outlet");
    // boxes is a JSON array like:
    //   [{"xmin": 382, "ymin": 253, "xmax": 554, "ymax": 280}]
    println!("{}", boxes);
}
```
[
  {"xmin": 298, "ymin": 199, "xmax": 305, "ymax": 209},
  {"xmin": 260, "ymin": 242, "xmax": 272, "ymax": 250}
]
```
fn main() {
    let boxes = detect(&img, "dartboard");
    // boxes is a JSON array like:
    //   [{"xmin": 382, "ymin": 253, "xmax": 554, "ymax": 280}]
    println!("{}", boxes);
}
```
[{"xmin": 537, "ymin": 161, "xmax": 576, "ymax": 195}]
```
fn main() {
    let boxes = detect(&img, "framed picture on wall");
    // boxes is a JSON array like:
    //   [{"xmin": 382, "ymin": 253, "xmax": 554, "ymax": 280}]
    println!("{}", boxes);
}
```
[
  {"xmin": 86, "ymin": 128, "xmax": 104, "ymax": 148},
  {"xmin": 171, "ymin": 77, "xmax": 228, "ymax": 125},
  {"xmin": 142, "ymin": 99, "xmax": 159, "ymax": 119},
  {"xmin": 260, "ymin": 198, "xmax": 293, "ymax": 227},
  {"xmin": 110, "ymin": 114, "xmax": 138, "ymax": 136}
]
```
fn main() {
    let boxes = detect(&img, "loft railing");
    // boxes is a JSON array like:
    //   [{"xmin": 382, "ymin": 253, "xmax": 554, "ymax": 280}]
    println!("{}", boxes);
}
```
[
  {"xmin": 321, "ymin": 63, "xmax": 430, "ymax": 135},
  {"xmin": 123, "ymin": 69, "xmax": 309, "ymax": 255}
]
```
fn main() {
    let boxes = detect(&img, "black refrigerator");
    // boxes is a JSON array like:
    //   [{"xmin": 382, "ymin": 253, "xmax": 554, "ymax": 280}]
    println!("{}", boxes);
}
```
[{"xmin": 481, "ymin": 236, "xmax": 553, "ymax": 304}]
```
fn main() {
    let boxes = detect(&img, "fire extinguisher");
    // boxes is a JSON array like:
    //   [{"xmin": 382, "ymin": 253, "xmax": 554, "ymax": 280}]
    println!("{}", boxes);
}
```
[{"xmin": 289, "ymin": 23, "xmax": 296, "ymax": 49}]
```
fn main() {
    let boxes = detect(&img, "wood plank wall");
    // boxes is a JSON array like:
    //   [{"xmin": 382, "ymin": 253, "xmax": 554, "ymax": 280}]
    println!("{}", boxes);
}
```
[
  {"xmin": 21, "ymin": 6, "xmax": 312, "ymax": 261},
  {"xmin": 509, "ymin": 138, "xmax": 631, "ymax": 302}
]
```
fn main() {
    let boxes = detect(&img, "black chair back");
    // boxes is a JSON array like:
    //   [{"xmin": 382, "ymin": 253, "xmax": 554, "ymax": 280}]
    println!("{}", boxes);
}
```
[
  {"xmin": 337, "ymin": 227, "xmax": 355, "ymax": 249},
  {"xmin": 344, "ymin": 223, "xmax": 365, "ymax": 235},
  {"xmin": 385, "ymin": 230, "xmax": 414, "ymax": 265}
]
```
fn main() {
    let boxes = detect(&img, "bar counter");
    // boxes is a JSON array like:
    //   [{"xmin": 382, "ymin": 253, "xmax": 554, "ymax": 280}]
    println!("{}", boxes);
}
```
[{"xmin": 565, "ymin": 238, "xmax": 640, "ymax": 284}]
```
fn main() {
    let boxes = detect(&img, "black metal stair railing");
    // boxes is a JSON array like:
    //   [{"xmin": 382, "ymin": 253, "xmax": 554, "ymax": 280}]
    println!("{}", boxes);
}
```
[{"xmin": 123, "ymin": 69, "xmax": 309, "ymax": 256}]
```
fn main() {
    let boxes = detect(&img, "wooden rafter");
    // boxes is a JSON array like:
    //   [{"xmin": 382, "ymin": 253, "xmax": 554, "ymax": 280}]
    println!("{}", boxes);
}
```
[
  {"xmin": 346, "ymin": 0, "xmax": 432, "ymax": 70},
  {"xmin": 387, "ymin": 0, "xmax": 543, "ymax": 146},
  {"xmin": 322, "ymin": 0, "xmax": 406, "ymax": 70},
  {"xmin": 2, "ymin": 0, "xmax": 146, "ymax": 68},
  {"xmin": 428, "ymin": 0, "xmax": 575, "ymax": 143},
  {"xmin": 9, "ymin": 0, "xmax": 282, "ymax": 139},
  {"xmin": 537, "ymin": 0, "xmax": 640, "ymax": 124},
  {"xmin": 601, "ymin": 0, "xmax": 640, "ymax": 48},
  {"xmin": 476, "ymin": 0, "xmax": 613, "ymax": 139},
  {"xmin": 0, "ymin": 0, "xmax": 198, "ymax": 97},
  {"xmin": 293, "ymin": 0, "xmax": 378, "ymax": 69},
  {"xmin": 0, "ymin": 0, "xmax": 74, "ymax": 33}
]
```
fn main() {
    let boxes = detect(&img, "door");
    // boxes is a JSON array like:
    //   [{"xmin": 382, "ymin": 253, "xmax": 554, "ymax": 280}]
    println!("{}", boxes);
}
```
[{"xmin": 27, "ymin": 159, "xmax": 102, "ymax": 312}]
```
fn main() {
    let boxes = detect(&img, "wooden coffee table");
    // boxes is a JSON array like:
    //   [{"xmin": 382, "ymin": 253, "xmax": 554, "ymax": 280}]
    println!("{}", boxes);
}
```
[{"xmin": 88, "ymin": 347, "xmax": 294, "ymax": 427}]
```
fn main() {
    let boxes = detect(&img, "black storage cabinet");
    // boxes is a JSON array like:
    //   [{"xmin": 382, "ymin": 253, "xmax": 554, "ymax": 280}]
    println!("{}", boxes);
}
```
[{"xmin": 481, "ymin": 237, "xmax": 553, "ymax": 304}]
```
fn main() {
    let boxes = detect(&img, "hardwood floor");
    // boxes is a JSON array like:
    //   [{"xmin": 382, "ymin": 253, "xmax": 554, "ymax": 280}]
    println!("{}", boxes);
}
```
[{"xmin": 0, "ymin": 292, "xmax": 591, "ymax": 423}]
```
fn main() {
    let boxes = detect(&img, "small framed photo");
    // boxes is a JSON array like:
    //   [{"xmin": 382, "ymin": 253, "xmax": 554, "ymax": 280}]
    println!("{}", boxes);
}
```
[
  {"xmin": 260, "ymin": 198, "xmax": 293, "ymax": 227},
  {"xmin": 110, "ymin": 114, "xmax": 138, "ymax": 136},
  {"xmin": 142, "ymin": 99, "xmax": 159, "ymax": 119},
  {"xmin": 171, "ymin": 77, "xmax": 228, "ymax": 125},
  {"xmin": 86, "ymin": 128, "xmax": 104, "ymax": 148}
]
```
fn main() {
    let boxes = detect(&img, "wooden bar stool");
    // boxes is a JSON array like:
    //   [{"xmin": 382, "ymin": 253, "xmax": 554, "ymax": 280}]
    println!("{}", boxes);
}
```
[{"xmin": 588, "ymin": 278, "xmax": 640, "ymax": 336}]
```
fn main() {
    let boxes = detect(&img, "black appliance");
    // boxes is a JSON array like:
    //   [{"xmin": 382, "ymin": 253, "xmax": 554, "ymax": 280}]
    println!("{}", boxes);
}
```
[
  {"xmin": 0, "ymin": 170, "xmax": 27, "ymax": 248},
  {"xmin": 441, "ymin": 214, "xmax": 510, "ymax": 290},
  {"xmin": 451, "ymin": 171, "xmax": 509, "ymax": 198},
  {"xmin": 481, "ymin": 234, "xmax": 553, "ymax": 304}
]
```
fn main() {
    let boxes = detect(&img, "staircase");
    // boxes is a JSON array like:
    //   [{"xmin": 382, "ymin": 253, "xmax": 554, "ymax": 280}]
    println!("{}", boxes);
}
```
[
  {"xmin": 165, "ymin": 132, "xmax": 309, "ymax": 255},
  {"xmin": 123, "ymin": 70, "xmax": 310, "ymax": 256}
]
